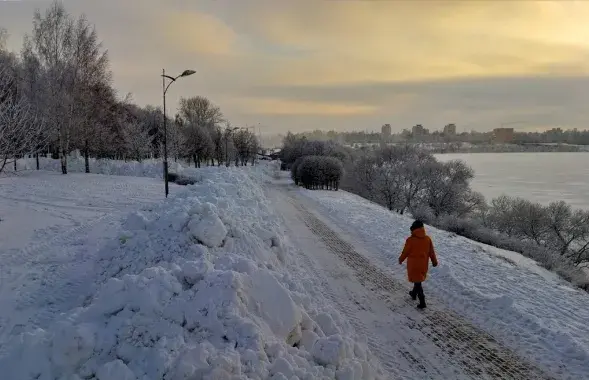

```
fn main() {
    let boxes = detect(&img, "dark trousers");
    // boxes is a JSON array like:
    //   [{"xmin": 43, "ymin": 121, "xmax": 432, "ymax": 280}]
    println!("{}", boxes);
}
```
[{"xmin": 411, "ymin": 282, "xmax": 426, "ymax": 305}]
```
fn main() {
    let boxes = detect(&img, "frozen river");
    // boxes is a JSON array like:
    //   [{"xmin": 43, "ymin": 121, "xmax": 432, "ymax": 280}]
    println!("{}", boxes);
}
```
[{"xmin": 435, "ymin": 152, "xmax": 589, "ymax": 210}]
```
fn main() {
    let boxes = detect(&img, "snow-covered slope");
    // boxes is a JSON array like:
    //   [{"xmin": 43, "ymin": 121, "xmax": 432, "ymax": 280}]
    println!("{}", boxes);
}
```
[
  {"xmin": 0, "ymin": 167, "xmax": 384, "ymax": 380},
  {"xmin": 300, "ymin": 187, "xmax": 589, "ymax": 379}
]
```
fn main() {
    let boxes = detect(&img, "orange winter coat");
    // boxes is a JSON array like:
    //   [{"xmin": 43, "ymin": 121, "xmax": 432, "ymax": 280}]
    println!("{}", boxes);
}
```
[{"xmin": 399, "ymin": 227, "xmax": 438, "ymax": 283}]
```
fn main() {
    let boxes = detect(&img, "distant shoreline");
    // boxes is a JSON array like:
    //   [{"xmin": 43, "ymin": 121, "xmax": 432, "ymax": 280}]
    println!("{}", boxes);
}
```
[{"xmin": 344, "ymin": 142, "xmax": 589, "ymax": 154}]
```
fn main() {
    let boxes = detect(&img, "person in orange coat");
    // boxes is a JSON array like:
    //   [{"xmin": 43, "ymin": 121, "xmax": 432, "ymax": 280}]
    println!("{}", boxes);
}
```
[{"xmin": 398, "ymin": 220, "xmax": 438, "ymax": 309}]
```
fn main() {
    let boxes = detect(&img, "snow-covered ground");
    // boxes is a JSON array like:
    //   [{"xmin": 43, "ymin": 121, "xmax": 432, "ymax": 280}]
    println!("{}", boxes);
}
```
[
  {"xmin": 6, "ymin": 156, "xmax": 188, "ymax": 179},
  {"xmin": 2, "ymin": 159, "xmax": 588, "ymax": 379},
  {"xmin": 300, "ymin": 185, "xmax": 589, "ymax": 379},
  {"xmin": 0, "ymin": 163, "xmax": 385, "ymax": 380},
  {"xmin": 0, "ymin": 170, "xmax": 183, "ymax": 358}
]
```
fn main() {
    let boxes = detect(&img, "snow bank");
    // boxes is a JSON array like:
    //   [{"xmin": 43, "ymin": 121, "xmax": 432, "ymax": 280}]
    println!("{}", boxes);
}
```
[{"xmin": 0, "ymin": 167, "xmax": 384, "ymax": 380}]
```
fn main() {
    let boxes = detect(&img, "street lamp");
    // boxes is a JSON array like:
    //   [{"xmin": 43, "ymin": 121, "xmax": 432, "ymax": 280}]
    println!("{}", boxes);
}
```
[{"xmin": 161, "ymin": 68, "xmax": 195, "ymax": 197}]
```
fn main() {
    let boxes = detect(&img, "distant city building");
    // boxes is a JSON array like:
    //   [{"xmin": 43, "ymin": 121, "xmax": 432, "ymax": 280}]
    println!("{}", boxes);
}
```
[
  {"xmin": 443, "ymin": 123, "xmax": 457, "ymax": 135},
  {"xmin": 381, "ymin": 124, "xmax": 391, "ymax": 137},
  {"xmin": 412, "ymin": 124, "xmax": 429, "ymax": 136},
  {"xmin": 493, "ymin": 128, "xmax": 515, "ymax": 143}
]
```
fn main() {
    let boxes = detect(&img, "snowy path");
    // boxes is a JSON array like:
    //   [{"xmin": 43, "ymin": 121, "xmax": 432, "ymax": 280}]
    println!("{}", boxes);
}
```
[
  {"xmin": 0, "ymin": 171, "xmax": 179, "ymax": 355},
  {"xmin": 268, "ymin": 182, "xmax": 554, "ymax": 380}
]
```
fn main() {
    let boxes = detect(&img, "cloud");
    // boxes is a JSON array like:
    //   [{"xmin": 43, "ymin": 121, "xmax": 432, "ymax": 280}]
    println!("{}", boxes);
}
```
[
  {"xmin": 163, "ymin": 11, "xmax": 240, "ymax": 57},
  {"xmin": 230, "ymin": 97, "xmax": 377, "ymax": 116},
  {"xmin": 2, "ymin": 0, "xmax": 588, "ymax": 134},
  {"xmin": 240, "ymin": 1, "xmax": 589, "ymax": 85}
]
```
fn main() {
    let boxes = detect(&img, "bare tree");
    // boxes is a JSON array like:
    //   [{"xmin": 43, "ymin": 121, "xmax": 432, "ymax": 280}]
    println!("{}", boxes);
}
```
[
  {"xmin": 169, "ymin": 114, "xmax": 185, "ymax": 162},
  {"xmin": 20, "ymin": 37, "xmax": 48, "ymax": 170},
  {"xmin": 183, "ymin": 123, "xmax": 213, "ymax": 167},
  {"xmin": 178, "ymin": 96, "xmax": 223, "ymax": 127},
  {"xmin": 375, "ymin": 161, "xmax": 405, "ymax": 212},
  {"xmin": 233, "ymin": 129, "xmax": 259, "ymax": 166},
  {"xmin": 545, "ymin": 201, "xmax": 589, "ymax": 263},
  {"xmin": 178, "ymin": 96, "xmax": 223, "ymax": 167},
  {"xmin": 69, "ymin": 15, "xmax": 112, "ymax": 171},
  {"xmin": 0, "ymin": 68, "xmax": 47, "ymax": 174},
  {"xmin": 29, "ymin": 1, "xmax": 75, "ymax": 174},
  {"xmin": 122, "ymin": 120, "xmax": 153, "ymax": 162},
  {"xmin": 27, "ymin": 1, "xmax": 111, "ymax": 174},
  {"xmin": 420, "ymin": 160, "xmax": 477, "ymax": 217}
]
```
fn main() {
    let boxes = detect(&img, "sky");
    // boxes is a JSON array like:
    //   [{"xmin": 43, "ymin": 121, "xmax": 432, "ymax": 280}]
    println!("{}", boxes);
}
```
[{"xmin": 1, "ymin": 0, "xmax": 589, "ymax": 135}]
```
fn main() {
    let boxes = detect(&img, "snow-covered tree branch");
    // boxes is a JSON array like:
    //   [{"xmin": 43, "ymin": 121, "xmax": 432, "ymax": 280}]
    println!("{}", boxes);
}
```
[{"xmin": 0, "ymin": 68, "xmax": 47, "ymax": 174}]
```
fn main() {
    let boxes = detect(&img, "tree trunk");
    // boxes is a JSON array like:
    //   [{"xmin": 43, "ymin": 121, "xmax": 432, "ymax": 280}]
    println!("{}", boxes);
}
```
[
  {"xmin": 84, "ymin": 139, "xmax": 90, "ymax": 173},
  {"xmin": 13, "ymin": 157, "xmax": 17, "ymax": 172},
  {"xmin": 193, "ymin": 154, "xmax": 197, "ymax": 168},
  {"xmin": 59, "ymin": 129, "xmax": 67, "ymax": 175},
  {"xmin": 61, "ymin": 152, "xmax": 67, "ymax": 174},
  {"xmin": 36, "ymin": 153, "xmax": 40, "ymax": 170}
]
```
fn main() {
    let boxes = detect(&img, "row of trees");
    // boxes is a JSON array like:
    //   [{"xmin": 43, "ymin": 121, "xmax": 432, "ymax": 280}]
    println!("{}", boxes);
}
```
[
  {"xmin": 0, "ymin": 2, "xmax": 260, "ymax": 175},
  {"xmin": 292, "ymin": 127, "xmax": 589, "ymax": 146}
]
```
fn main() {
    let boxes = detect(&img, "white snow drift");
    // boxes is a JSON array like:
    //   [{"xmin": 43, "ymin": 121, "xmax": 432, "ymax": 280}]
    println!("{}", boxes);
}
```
[{"xmin": 0, "ymin": 167, "xmax": 384, "ymax": 380}]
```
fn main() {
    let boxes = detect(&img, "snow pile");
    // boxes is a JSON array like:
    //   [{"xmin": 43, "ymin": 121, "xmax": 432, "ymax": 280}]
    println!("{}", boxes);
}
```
[
  {"xmin": 0, "ymin": 167, "xmax": 384, "ymax": 380},
  {"xmin": 9, "ymin": 157, "xmax": 186, "ymax": 179}
]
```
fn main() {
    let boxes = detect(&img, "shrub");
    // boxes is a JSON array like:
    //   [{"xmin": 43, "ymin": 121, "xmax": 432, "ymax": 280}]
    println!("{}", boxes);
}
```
[
  {"xmin": 174, "ymin": 175, "xmax": 197, "ymax": 186},
  {"xmin": 295, "ymin": 155, "xmax": 343, "ymax": 191},
  {"xmin": 409, "ymin": 205, "xmax": 436, "ymax": 225},
  {"xmin": 167, "ymin": 172, "xmax": 197, "ymax": 186}
]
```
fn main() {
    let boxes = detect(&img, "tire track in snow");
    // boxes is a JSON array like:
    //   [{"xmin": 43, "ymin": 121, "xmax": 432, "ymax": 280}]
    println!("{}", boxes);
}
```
[{"xmin": 287, "ymin": 193, "xmax": 554, "ymax": 380}]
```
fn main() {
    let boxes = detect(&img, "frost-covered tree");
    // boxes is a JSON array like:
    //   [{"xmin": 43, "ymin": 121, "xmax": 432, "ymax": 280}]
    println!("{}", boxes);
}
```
[
  {"xmin": 178, "ymin": 96, "xmax": 223, "ymax": 167},
  {"xmin": 0, "ymin": 67, "xmax": 46, "ymax": 174},
  {"xmin": 418, "ymin": 160, "xmax": 481, "ymax": 217},
  {"xmin": 545, "ymin": 201, "xmax": 589, "ymax": 264},
  {"xmin": 233, "ymin": 129, "xmax": 260, "ymax": 166},
  {"xmin": 27, "ymin": 1, "xmax": 111, "ymax": 174},
  {"xmin": 122, "ymin": 121, "xmax": 153, "ymax": 162}
]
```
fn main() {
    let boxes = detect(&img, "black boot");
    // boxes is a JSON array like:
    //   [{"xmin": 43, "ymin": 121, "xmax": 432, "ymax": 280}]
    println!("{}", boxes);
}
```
[
  {"xmin": 409, "ymin": 290, "xmax": 417, "ymax": 301},
  {"xmin": 416, "ymin": 283, "xmax": 426, "ymax": 309}
]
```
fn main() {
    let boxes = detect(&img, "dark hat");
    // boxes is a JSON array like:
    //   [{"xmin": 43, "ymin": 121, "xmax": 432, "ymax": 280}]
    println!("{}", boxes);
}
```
[{"xmin": 410, "ymin": 220, "xmax": 424, "ymax": 231}]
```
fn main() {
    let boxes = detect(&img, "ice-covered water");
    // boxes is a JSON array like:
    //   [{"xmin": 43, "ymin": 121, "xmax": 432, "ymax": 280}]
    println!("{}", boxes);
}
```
[{"xmin": 435, "ymin": 152, "xmax": 589, "ymax": 209}]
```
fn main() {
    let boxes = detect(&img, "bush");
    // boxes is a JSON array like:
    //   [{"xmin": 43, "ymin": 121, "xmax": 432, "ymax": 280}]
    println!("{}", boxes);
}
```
[
  {"xmin": 409, "ymin": 205, "xmax": 436, "ymax": 225},
  {"xmin": 174, "ymin": 175, "xmax": 197, "ymax": 186},
  {"xmin": 294, "ymin": 156, "xmax": 343, "ymax": 190},
  {"xmin": 167, "ymin": 172, "xmax": 197, "ymax": 186}
]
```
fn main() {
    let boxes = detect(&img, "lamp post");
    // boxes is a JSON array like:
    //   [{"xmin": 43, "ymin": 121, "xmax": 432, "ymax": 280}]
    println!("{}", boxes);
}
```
[{"xmin": 162, "ymin": 69, "xmax": 195, "ymax": 197}]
